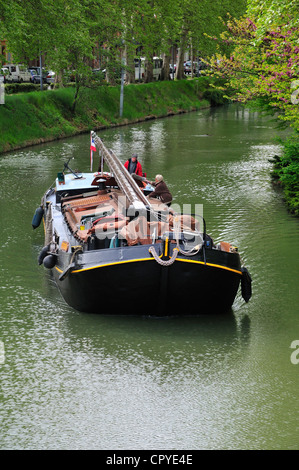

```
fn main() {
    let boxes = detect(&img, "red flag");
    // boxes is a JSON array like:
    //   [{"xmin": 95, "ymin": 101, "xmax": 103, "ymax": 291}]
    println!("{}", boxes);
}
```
[{"xmin": 90, "ymin": 137, "xmax": 96, "ymax": 152}]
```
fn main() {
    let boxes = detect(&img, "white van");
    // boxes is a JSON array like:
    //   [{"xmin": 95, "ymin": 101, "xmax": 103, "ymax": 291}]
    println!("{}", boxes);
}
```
[
  {"xmin": 4, "ymin": 64, "xmax": 31, "ymax": 83},
  {"xmin": 152, "ymin": 57, "xmax": 163, "ymax": 80},
  {"xmin": 134, "ymin": 58, "xmax": 145, "ymax": 81},
  {"xmin": 134, "ymin": 57, "xmax": 163, "ymax": 81}
]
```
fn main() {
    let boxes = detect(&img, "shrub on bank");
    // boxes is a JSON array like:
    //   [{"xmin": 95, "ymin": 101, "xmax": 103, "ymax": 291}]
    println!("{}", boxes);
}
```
[
  {"xmin": 271, "ymin": 134, "xmax": 299, "ymax": 216},
  {"xmin": 4, "ymin": 82, "xmax": 49, "ymax": 94}
]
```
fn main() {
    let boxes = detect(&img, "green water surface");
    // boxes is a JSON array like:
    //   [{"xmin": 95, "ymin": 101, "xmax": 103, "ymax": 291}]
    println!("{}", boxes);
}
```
[{"xmin": 0, "ymin": 105, "xmax": 298, "ymax": 450}]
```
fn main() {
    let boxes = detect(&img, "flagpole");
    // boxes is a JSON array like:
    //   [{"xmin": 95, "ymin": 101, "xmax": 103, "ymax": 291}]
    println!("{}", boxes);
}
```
[
  {"xmin": 90, "ymin": 131, "xmax": 94, "ymax": 172},
  {"xmin": 100, "ymin": 151, "xmax": 104, "ymax": 174}
]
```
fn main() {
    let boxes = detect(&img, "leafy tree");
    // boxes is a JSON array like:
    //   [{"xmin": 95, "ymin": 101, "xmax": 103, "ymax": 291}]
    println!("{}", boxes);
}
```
[
  {"xmin": 0, "ymin": 0, "xmax": 247, "ymax": 101},
  {"xmin": 208, "ymin": 0, "xmax": 299, "ymax": 130},
  {"xmin": 120, "ymin": 0, "xmax": 182, "ymax": 83},
  {"xmin": 206, "ymin": 0, "xmax": 299, "ymax": 215},
  {"xmin": 0, "ymin": 0, "xmax": 125, "ymax": 109},
  {"xmin": 0, "ymin": 0, "xmax": 52, "ymax": 63},
  {"xmin": 108, "ymin": 0, "xmax": 247, "ymax": 83},
  {"xmin": 172, "ymin": 0, "xmax": 247, "ymax": 80}
]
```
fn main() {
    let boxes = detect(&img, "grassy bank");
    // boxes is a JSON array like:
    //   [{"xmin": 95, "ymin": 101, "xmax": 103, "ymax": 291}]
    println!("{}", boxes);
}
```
[{"xmin": 0, "ymin": 77, "xmax": 224, "ymax": 154}]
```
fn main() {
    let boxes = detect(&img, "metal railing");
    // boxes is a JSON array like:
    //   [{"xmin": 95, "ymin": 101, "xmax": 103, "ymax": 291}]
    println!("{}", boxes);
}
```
[{"xmin": 91, "ymin": 131, "xmax": 150, "ymax": 211}]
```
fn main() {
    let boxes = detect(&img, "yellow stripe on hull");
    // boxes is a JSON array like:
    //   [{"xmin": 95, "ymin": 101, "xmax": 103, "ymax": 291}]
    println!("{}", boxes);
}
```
[{"xmin": 55, "ymin": 256, "xmax": 242, "ymax": 276}]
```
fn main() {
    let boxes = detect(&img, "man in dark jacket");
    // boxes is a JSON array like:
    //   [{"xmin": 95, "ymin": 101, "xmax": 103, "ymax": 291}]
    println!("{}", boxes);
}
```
[
  {"xmin": 148, "ymin": 174, "xmax": 172, "ymax": 206},
  {"xmin": 124, "ymin": 154, "xmax": 143, "ymax": 177}
]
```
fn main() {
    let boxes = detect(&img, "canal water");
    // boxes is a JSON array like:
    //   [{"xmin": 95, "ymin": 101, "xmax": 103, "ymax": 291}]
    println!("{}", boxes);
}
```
[{"xmin": 0, "ymin": 105, "xmax": 298, "ymax": 450}]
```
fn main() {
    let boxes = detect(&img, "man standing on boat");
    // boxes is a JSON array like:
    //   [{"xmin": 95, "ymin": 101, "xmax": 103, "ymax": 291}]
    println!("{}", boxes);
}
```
[
  {"xmin": 147, "ymin": 174, "xmax": 172, "ymax": 206},
  {"xmin": 124, "ymin": 154, "xmax": 143, "ymax": 177}
]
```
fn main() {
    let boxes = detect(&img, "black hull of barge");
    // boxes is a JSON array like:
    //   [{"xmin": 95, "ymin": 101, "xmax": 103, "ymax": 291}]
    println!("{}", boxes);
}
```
[{"xmin": 52, "ymin": 244, "xmax": 242, "ymax": 315}]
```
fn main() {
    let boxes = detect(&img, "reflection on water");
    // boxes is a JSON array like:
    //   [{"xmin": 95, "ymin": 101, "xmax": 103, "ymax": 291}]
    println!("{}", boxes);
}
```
[{"xmin": 1, "ymin": 105, "xmax": 299, "ymax": 450}]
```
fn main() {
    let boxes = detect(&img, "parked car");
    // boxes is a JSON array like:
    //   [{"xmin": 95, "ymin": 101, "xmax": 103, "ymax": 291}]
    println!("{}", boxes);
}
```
[
  {"xmin": 28, "ymin": 67, "xmax": 48, "ymax": 84},
  {"xmin": 4, "ymin": 64, "xmax": 31, "ymax": 82},
  {"xmin": 46, "ymin": 70, "xmax": 55, "ymax": 84},
  {"xmin": 184, "ymin": 61, "xmax": 191, "ymax": 74},
  {"xmin": 184, "ymin": 61, "xmax": 200, "ymax": 74},
  {"xmin": 28, "ymin": 66, "xmax": 40, "ymax": 73},
  {"xmin": 32, "ymin": 74, "xmax": 48, "ymax": 84},
  {"xmin": 28, "ymin": 69, "xmax": 37, "ymax": 82},
  {"xmin": 169, "ymin": 63, "xmax": 176, "ymax": 75}
]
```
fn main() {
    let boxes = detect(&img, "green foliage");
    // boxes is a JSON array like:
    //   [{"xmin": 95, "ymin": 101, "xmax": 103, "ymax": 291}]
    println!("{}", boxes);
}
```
[
  {"xmin": 271, "ymin": 133, "xmax": 299, "ymax": 215},
  {"xmin": 207, "ymin": 2, "xmax": 299, "ymax": 131},
  {"xmin": 204, "ymin": 0, "xmax": 299, "ymax": 216},
  {"xmin": 4, "ymin": 82, "xmax": 48, "ymax": 94},
  {"xmin": 202, "ymin": 79, "xmax": 230, "ymax": 106},
  {"xmin": 248, "ymin": 0, "xmax": 299, "ymax": 37},
  {"xmin": 1, "ymin": 0, "xmax": 247, "ymax": 85}
]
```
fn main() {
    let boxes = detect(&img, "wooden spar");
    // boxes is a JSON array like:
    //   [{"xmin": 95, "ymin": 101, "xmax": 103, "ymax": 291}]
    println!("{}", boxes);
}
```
[{"xmin": 91, "ymin": 131, "xmax": 150, "ymax": 211}]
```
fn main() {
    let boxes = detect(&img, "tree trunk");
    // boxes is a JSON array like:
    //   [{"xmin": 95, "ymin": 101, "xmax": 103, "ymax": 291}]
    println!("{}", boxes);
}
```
[
  {"xmin": 56, "ymin": 69, "xmax": 64, "ymax": 87},
  {"xmin": 144, "ymin": 57, "xmax": 153, "ymax": 83},
  {"xmin": 125, "ymin": 45, "xmax": 135, "ymax": 84},
  {"xmin": 71, "ymin": 76, "xmax": 80, "ymax": 114},
  {"xmin": 190, "ymin": 41, "xmax": 194, "ymax": 79},
  {"xmin": 176, "ymin": 47, "xmax": 185, "ymax": 80},
  {"xmin": 161, "ymin": 50, "xmax": 170, "ymax": 81},
  {"xmin": 175, "ymin": 27, "xmax": 188, "ymax": 80},
  {"xmin": 105, "ymin": 48, "xmax": 116, "ymax": 85}
]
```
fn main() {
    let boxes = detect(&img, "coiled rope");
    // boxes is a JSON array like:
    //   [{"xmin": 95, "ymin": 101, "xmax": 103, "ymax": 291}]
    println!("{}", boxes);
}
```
[
  {"xmin": 149, "ymin": 216, "xmax": 204, "ymax": 266},
  {"xmin": 149, "ymin": 246, "xmax": 179, "ymax": 266}
]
